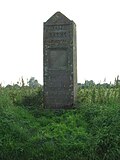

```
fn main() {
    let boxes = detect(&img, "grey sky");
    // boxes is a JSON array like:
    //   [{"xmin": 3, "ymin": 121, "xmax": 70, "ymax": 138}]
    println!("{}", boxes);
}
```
[{"xmin": 0, "ymin": 0, "xmax": 120, "ymax": 85}]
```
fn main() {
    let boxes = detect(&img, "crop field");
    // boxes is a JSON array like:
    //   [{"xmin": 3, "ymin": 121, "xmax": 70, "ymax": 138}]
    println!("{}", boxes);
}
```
[{"xmin": 0, "ymin": 79, "xmax": 120, "ymax": 160}]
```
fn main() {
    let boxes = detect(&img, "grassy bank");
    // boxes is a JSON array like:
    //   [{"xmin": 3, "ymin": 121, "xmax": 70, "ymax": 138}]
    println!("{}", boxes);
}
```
[{"xmin": 0, "ymin": 84, "xmax": 120, "ymax": 160}]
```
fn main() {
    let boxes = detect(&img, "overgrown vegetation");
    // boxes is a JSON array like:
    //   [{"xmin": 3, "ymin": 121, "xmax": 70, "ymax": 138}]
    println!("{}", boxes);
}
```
[{"xmin": 0, "ymin": 77, "xmax": 120, "ymax": 160}]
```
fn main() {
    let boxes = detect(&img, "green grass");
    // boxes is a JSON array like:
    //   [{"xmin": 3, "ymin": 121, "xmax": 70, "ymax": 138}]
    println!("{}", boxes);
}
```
[{"xmin": 0, "ymin": 84, "xmax": 120, "ymax": 160}]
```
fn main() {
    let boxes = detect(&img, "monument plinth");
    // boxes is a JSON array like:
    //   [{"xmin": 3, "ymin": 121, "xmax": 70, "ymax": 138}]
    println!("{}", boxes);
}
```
[{"xmin": 43, "ymin": 12, "xmax": 77, "ymax": 109}]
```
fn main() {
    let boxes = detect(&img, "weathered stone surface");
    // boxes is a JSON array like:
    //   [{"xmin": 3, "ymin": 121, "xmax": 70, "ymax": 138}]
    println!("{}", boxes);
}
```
[{"xmin": 43, "ymin": 12, "xmax": 77, "ymax": 109}]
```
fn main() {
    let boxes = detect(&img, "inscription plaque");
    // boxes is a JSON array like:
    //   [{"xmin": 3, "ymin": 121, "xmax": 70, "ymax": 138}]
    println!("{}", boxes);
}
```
[
  {"xmin": 43, "ymin": 12, "xmax": 77, "ymax": 109},
  {"xmin": 48, "ymin": 49, "xmax": 67, "ymax": 69}
]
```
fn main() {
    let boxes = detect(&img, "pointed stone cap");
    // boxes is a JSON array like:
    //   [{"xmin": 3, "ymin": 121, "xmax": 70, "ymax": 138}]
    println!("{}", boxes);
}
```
[{"xmin": 45, "ymin": 12, "xmax": 72, "ymax": 25}]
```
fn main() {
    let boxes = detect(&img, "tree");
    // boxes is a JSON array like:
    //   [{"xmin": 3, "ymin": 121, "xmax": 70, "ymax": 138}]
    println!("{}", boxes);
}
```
[{"xmin": 28, "ymin": 77, "xmax": 40, "ymax": 88}]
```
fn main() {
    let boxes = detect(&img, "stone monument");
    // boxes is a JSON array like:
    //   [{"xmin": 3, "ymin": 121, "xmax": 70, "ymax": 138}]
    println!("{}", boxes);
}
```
[{"xmin": 43, "ymin": 12, "xmax": 77, "ymax": 109}]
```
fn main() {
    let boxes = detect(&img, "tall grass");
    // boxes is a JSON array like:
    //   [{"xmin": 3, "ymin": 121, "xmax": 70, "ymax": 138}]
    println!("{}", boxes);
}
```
[
  {"xmin": 77, "ymin": 81, "xmax": 120, "ymax": 105},
  {"xmin": 0, "ymin": 80, "xmax": 120, "ymax": 160}
]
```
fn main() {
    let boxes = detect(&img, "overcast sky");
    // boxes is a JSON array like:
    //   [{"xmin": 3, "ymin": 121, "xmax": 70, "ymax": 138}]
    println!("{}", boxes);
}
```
[{"xmin": 0, "ymin": 0, "xmax": 120, "ymax": 86}]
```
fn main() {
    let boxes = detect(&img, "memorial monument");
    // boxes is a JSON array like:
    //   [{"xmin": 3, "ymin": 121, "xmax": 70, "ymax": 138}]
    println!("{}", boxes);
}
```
[{"xmin": 43, "ymin": 12, "xmax": 77, "ymax": 109}]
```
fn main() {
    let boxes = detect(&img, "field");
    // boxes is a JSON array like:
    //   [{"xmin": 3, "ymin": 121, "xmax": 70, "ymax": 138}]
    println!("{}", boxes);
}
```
[{"xmin": 0, "ymin": 79, "xmax": 120, "ymax": 160}]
